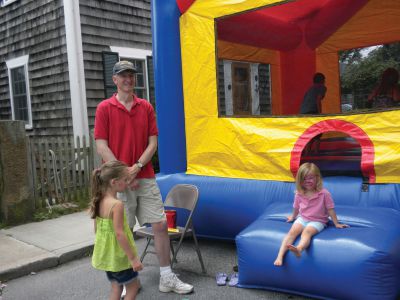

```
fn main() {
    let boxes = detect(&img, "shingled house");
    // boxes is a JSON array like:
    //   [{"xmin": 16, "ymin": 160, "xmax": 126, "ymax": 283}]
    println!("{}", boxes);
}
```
[{"xmin": 0, "ymin": 0, "xmax": 154, "ymax": 139}]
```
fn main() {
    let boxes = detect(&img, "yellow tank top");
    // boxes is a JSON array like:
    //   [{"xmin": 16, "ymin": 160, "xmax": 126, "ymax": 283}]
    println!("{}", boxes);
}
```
[{"xmin": 91, "ymin": 211, "xmax": 137, "ymax": 272}]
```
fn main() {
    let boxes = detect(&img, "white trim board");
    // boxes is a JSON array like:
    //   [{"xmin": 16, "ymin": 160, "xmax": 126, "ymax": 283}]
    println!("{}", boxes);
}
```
[
  {"xmin": 64, "ymin": 0, "xmax": 89, "ymax": 140},
  {"xmin": 110, "ymin": 46, "xmax": 152, "ymax": 59}
]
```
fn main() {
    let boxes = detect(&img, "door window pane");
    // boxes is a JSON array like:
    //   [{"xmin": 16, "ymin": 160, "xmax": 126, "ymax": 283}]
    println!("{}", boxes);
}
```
[
  {"xmin": 218, "ymin": 59, "xmax": 271, "ymax": 117},
  {"xmin": 232, "ymin": 63, "xmax": 251, "ymax": 115}
]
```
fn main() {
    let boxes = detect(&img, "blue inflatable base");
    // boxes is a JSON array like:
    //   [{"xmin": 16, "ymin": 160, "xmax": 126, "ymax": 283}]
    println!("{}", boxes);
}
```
[
  {"xmin": 156, "ymin": 173, "xmax": 400, "ymax": 299},
  {"xmin": 237, "ymin": 204, "xmax": 400, "ymax": 300}
]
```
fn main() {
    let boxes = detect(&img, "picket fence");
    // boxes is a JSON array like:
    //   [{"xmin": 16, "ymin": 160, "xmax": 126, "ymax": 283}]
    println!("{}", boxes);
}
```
[{"xmin": 28, "ymin": 135, "xmax": 101, "ymax": 209}]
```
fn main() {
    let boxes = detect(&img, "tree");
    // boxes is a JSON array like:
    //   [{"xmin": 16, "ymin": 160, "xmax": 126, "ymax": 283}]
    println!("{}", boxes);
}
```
[{"xmin": 340, "ymin": 42, "xmax": 400, "ymax": 109}]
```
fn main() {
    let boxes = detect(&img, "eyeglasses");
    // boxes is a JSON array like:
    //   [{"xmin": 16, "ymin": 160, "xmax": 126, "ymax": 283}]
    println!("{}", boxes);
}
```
[{"xmin": 303, "ymin": 175, "xmax": 317, "ymax": 181}]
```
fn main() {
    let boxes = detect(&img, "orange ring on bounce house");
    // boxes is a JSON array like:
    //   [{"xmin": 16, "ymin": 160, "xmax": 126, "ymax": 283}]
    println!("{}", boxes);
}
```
[{"xmin": 290, "ymin": 119, "xmax": 376, "ymax": 183}]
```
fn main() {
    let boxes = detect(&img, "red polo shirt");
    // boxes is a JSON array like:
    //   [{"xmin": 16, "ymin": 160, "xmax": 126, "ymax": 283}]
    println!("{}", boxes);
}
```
[{"xmin": 94, "ymin": 94, "xmax": 158, "ymax": 178}]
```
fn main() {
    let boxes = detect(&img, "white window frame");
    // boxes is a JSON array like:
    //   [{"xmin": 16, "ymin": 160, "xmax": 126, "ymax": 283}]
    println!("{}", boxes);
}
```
[
  {"xmin": 1, "ymin": 0, "xmax": 18, "ymax": 7},
  {"xmin": 110, "ymin": 46, "xmax": 152, "ymax": 101},
  {"xmin": 6, "ymin": 55, "xmax": 33, "ymax": 129}
]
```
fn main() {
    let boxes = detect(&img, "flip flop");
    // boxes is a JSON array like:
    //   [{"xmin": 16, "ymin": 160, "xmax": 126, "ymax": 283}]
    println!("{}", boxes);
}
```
[
  {"xmin": 228, "ymin": 273, "xmax": 239, "ymax": 287},
  {"xmin": 216, "ymin": 272, "xmax": 228, "ymax": 286}
]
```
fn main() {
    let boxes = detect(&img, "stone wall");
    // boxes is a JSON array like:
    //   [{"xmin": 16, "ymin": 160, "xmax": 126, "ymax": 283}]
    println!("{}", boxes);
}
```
[{"xmin": 0, "ymin": 121, "xmax": 34, "ymax": 225}]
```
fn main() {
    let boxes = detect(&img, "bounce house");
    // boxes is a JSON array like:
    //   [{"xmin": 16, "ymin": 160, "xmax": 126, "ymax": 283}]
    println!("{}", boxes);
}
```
[{"xmin": 151, "ymin": 0, "xmax": 400, "ymax": 299}]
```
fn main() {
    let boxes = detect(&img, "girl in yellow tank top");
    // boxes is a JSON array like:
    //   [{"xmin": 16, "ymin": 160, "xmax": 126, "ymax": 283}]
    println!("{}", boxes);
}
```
[{"xmin": 89, "ymin": 160, "xmax": 143, "ymax": 300}]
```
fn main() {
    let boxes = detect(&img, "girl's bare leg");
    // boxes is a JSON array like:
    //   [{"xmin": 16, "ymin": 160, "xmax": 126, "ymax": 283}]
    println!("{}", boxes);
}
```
[
  {"xmin": 109, "ymin": 282, "xmax": 123, "ymax": 300},
  {"xmin": 274, "ymin": 223, "xmax": 304, "ymax": 266},
  {"xmin": 124, "ymin": 278, "xmax": 141, "ymax": 300},
  {"xmin": 296, "ymin": 226, "xmax": 319, "ymax": 253}
]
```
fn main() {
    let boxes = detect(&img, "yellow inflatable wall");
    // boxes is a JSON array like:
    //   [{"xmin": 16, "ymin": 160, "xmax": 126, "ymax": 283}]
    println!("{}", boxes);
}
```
[{"xmin": 180, "ymin": 0, "xmax": 400, "ymax": 183}]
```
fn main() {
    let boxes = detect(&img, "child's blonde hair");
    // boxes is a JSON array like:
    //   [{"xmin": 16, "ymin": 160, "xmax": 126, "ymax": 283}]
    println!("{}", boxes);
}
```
[
  {"xmin": 295, "ymin": 162, "xmax": 323, "ymax": 194},
  {"xmin": 89, "ymin": 160, "xmax": 127, "ymax": 219}
]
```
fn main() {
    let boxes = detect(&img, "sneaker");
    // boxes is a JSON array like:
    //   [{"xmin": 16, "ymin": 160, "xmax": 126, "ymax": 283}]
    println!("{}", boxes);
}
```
[
  {"xmin": 159, "ymin": 273, "xmax": 194, "ymax": 294},
  {"xmin": 121, "ymin": 285, "xmax": 126, "ymax": 300}
]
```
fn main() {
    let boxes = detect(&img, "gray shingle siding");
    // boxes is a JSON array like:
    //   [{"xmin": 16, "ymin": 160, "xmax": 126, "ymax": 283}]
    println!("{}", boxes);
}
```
[
  {"xmin": 0, "ymin": 0, "xmax": 72, "ymax": 137},
  {"xmin": 79, "ymin": 0, "xmax": 152, "ymax": 129},
  {"xmin": 0, "ymin": 0, "xmax": 152, "ymax": 137}
]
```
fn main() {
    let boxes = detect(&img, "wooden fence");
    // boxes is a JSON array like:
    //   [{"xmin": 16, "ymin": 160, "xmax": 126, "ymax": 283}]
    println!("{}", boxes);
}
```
[{"xmin": 28, "ymin": 135, "xmax": 100, "ymax": 209}]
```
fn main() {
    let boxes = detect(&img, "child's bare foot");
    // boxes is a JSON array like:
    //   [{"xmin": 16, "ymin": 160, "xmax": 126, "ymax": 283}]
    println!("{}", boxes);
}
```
[
  {"xmin": 273, "ymin": 258, "xmax": 283, "ymax": 266},
  {"xmin": 287, "ymin": 244, "xmax": 301, "ymax": 258}
]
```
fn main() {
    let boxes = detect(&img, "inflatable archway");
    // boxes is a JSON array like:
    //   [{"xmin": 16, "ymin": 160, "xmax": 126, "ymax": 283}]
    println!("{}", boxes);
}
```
[{"xmin": 290, "ymin": 119, "xmax": 376, "ymax": 182}]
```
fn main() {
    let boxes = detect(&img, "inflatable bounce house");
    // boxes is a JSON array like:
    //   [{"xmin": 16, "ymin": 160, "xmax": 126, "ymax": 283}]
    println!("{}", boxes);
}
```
[{"xmin": 151, "ymin": 0, "xmax": 400, "ymax": 299}]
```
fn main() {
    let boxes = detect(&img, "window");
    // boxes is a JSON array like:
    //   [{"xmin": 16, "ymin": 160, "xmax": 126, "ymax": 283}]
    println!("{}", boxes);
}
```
[
  {"xmin": 339, "ymin": 41, "xmax": 400, "ymax": 113},
  {"xmin": 0, "ymin": 0, "xmax": 18, "ymax": 7},
  {"xmin": 104, "ymin": 47, "xmax": 155, "ymax": 106},
  {"xmin": 218, "ymin": 59, "xmax": 271, "ymax": 116},
  {"xmin": 6, "ymin": 55, "xmax": 33, "ymax": 129},
  {"xmin": 102, "ymin": 52, "xmax": 119, "ymax": 98},
  {"xmin": 123, "ymin": 58, "xmax": 147, "ymax": 99}
]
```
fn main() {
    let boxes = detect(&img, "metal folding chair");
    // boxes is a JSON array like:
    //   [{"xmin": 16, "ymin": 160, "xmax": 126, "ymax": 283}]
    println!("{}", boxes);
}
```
[{"xmin": 135, "ymin": 184, "xmax": 206, "ymax": 273}]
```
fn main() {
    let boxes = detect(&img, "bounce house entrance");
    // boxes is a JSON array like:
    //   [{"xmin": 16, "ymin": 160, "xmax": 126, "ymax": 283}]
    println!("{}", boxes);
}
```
[
  {"xmin": 301, "ymin": 132, "xmax": 362, "ymax": 177},
  {"xmin": 290, "ymin": 120, "xmax": 376, "ymax": 183}
]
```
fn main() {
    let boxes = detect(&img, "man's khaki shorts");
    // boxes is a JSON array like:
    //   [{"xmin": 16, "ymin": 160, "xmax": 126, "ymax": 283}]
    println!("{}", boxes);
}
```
[{"xmin": 117, "ymin": 179, "xmax": 166, "ymax": 228}]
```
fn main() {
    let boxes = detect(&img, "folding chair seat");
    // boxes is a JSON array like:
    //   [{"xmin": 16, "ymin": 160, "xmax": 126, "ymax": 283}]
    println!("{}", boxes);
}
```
[{"xmin": 135, "ymin": 184, "xmax": 206, "ymax": 273}]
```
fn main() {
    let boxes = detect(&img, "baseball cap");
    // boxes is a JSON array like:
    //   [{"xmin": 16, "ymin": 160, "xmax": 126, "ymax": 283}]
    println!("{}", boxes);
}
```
[{"xmin": 112, "ymin": 61, "xmax": 137, "ymax": 75}]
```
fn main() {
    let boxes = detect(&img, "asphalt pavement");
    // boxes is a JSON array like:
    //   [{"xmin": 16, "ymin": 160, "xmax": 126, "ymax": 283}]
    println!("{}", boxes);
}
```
[{"xmin": 0, "ymin": 212, "xmax": 311, "ymax": 299}]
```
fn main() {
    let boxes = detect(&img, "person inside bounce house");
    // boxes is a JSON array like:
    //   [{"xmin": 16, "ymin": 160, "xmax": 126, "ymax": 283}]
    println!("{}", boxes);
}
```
[{"xmin": 367, "ymin": 67, "xmax": 400, "ymax": 108}]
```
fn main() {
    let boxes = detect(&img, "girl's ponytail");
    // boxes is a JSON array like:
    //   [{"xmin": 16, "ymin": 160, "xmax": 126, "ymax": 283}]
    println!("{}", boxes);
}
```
[
  {"xmin": 89, "ymin": 168, "xmax": 103, "ymax": 219},
  {"xmin": 89, "ymin": 161, "xmax": 127, "ymax": 219}
]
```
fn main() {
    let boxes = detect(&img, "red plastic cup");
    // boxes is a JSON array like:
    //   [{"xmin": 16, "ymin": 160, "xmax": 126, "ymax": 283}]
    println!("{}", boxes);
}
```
[{"xmin": 165, "ymin": 210, "xmax": 177, "ymax": 228}]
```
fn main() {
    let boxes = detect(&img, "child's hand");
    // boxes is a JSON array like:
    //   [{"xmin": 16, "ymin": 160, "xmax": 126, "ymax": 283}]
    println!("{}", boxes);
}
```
[
  {"xmin": 129, "ymin": 179, "xmax": 140, "ymax": 190},
  {"xmin": 286, "ymin": 216, "xmax": 295, "ymax": 223},
  {"xmin": 335, "ymin": 223, "xmax": 349, "ymax": 229},
  {"xmin": 130, "ymin": 257, "xmax": 143, "ymax": 272}
]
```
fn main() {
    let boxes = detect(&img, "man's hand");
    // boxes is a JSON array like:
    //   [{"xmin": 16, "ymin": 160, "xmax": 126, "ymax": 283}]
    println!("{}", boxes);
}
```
[
  {"xmin": 129, "ymin": 179, "xmax": 140, "ymax": 190},
  {"xmin": 127, "ymin": 165, "xmax": 141, "ymax": 178}
]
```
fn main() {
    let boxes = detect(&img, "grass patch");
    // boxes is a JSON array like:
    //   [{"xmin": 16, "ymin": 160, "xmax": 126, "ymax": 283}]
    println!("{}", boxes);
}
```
[
  {"xmin": 33, "ymin": 190, "xmax": 90, "ymax": 222},
  {"xmin": 33, "ymin": 204, "xmax": 84, "ymax": 222}
]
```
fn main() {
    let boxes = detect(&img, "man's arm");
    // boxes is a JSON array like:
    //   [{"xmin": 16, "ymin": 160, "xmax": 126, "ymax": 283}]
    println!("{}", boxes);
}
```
[
  {"xmin": 127, "ymin": 135, "xmax": 158, "ymax": 177},
  {"xmin": 95, "ymin": 139, "xmax": 117, "ymax": 162},
  {"xmin": 316, "ymin": 87, "xmax": 326, "ymax": 113},
  {"xmin": 316, "ymin": 96, "xmax": 322, "ymax": 113},
  {"xmin": 137, "ymin": 135, "xmax": 158, "ymax": 166}
]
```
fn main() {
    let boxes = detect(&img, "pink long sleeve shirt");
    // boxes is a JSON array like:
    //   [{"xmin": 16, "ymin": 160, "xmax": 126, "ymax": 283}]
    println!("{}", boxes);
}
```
[{"xmin": 293, "ymin": 188, "xmax": 335, "ymax": 224}]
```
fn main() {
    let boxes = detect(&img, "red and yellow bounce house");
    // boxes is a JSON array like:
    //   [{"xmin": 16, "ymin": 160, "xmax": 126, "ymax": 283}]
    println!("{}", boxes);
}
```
[{"xmin": 151, "ymin": 1, "xmax": 400, "ymax": 299}]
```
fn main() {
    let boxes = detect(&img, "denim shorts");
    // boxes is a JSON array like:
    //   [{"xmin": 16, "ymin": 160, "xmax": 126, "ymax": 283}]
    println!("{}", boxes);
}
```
[
  {"xmin": 106, "ymin": 268, "xmax": 138, "ymax": 285},
  {"xmin": 294, "ymin": 216, "xmax": 326, "ymax": 232}
]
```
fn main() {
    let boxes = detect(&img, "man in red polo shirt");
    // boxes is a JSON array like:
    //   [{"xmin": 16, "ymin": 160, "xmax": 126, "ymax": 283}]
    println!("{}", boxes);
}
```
[{"xmin": 94, "ymin": 61, "xmax": 193, "ymax": 295}]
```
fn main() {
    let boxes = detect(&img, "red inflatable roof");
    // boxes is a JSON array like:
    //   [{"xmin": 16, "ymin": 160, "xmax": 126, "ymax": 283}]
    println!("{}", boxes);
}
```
[
  {"xmin": 176, "ymin": 0, "xmax": 195, "ymax": 14},
  {"xmin": 177, "ymin": 0, "xmax": 369, "ymax": 51}
]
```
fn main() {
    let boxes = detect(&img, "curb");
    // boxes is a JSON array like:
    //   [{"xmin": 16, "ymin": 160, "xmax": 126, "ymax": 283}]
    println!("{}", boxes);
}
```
[{"xmin": 0, "ymin": 245, "xmax": 94, "ymax": 282}]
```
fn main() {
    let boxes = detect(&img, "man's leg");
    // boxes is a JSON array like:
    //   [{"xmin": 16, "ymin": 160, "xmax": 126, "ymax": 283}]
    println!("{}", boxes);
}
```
[
  {"xmin": 136, "ymin": 179, "xmax": 193, "ymax": 294},
  {"xmin": 117, "ymin": 189, "xmax": 138, "ymax": 229},
  {"xmin": 152, "ymin": 220, "xmax": 171, "ymax": 266}
]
